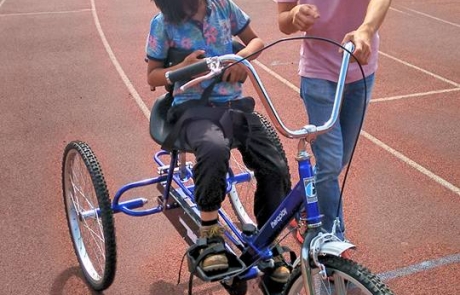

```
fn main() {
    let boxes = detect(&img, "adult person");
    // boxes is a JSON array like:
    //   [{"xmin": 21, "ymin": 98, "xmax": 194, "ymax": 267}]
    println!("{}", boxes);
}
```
[
  {"xmin": 146, "ymin": 0, "xmax": 291, "ymax": 283},
  {"xmin": 275, "ymin": 0, "xmax": 391, "ymax": 244}
]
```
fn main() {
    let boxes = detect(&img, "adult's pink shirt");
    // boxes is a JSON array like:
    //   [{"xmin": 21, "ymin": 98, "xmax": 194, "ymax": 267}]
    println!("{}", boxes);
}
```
[{"xmin": 275, "ymin": 0, "xmax": 379, "ymax": 83}]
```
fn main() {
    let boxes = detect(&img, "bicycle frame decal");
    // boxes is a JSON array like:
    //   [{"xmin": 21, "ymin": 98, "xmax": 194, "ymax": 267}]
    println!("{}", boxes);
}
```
[
  {"xmin": 253, "ymin": 183, "xmax": 305, "ymax": 249},
  {"xmin": 303, "ymin": 177, "xmax": 318, "ymax": 204},
  {"xmin": 270, "ymin": 208, "xmax": 287, "ymax": 229}
]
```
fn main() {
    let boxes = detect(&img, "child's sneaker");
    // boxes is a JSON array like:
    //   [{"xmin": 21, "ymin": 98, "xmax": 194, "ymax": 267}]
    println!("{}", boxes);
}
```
[{"xmin": 199, "ymin": 225, "xmax": 229, "ymax": 272}]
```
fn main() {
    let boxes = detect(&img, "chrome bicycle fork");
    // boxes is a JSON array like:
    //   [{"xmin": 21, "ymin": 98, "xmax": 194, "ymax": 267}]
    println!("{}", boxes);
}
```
[{"xmin": 296, "ymin": 138, "xmax": 355, "ymax": 294}]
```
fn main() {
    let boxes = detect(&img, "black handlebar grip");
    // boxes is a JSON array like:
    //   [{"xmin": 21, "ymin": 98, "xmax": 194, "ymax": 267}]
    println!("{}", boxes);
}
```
[{"xmin": 166, "ymin": 59, "xmax": 209, "ymax": 84}]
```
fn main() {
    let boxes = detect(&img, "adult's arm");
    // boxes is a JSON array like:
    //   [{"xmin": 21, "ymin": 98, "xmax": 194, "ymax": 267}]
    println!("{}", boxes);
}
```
[{"xmin": 342, "ymin": 0, "xmax": 392, "ymax": 65}]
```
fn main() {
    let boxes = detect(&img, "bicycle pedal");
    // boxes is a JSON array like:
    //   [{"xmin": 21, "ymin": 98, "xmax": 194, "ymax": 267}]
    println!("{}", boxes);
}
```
[{"xmin": 186, "ymin": 239, "xmax": 246, "ymax": 282}]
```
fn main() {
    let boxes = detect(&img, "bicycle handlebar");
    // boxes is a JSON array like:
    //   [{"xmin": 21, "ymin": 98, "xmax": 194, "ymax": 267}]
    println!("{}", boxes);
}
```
[
  {"xmin": 165, "ymin": 59, "xmax": 211, "ymax": 85},
  {"xmin": 164, "ymin": 41, "xmax": 355, "ymax": 140}
]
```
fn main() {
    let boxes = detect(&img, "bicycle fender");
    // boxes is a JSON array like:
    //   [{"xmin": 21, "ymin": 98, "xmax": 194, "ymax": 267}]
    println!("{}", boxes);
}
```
[
  {"xmin": 319, "ymin": 241, "xmax": 355, "ymax": 257},
  {"xmin": 293, "ymin": 241, "xmax": 356, "ymax": 269}
]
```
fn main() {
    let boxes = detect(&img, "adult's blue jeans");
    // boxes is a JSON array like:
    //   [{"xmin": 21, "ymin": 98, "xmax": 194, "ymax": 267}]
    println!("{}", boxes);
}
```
[{"xmin": 300, "ymin": 73, "xmax": 375, "ymax": 239}]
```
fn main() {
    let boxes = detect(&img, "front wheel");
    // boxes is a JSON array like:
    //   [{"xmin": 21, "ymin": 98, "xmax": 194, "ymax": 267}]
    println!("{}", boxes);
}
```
[
  {"xmin": 283, "ymin": 255, "xmax": 394, "ymax": 295},
  {"xmin": 62, "ymin": 141, "xmax": 117, "ymax": 291}
]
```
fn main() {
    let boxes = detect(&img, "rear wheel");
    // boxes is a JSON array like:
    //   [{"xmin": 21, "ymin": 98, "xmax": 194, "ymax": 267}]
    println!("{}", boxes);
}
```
[
  {"xmin": 62, "ymin": 141, "xmax": 116, "ymax": 291},
  {"xmin": 283, "ymin": 255, "xmax": 394, "ymax": 295}
]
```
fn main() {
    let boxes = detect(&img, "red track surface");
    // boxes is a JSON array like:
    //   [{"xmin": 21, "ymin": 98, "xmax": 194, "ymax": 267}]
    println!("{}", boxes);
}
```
[{"xmin": 1, "ymin": 0, "xmax": 459, "ymax": 294}]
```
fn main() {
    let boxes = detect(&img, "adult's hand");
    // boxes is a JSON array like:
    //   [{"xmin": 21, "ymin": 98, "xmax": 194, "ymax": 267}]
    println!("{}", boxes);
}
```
[
  {"xmin": 290, "ymin": 4, "xmax": 320, "ymax": 32},
  {"xmin": 341, "ymin": 28, "xmax": 372, "ymax": 65}
]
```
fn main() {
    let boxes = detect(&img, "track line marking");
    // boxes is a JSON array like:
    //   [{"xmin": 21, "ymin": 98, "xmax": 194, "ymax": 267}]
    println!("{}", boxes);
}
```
[
  {"xmin": 90, "ymin": 0, "xmax": 150, "ymax": 119},
  {"xmin": 361, "ymin": 131, "xmax": 460, "ymax": 196},
  {"xmin": 404, "ymin": 7, "xmax": 460, "ymax": 28},
  {"xmin": 257, "ymin": 53, "xmax": 460, "ymax": 102},
  {"xmin": 371, "ymin": 88, "xmax": 460, "ymax": 103},
  {"xmin": 378, "ymin": 51, "xmax": 460, "ymax": 88},
  {"xmin": 255, "ymin": 60, "xmax": 460, "ymax": 103},
  {"xmin": 254, "ymin": 60, "xmax": 299, "ymax": 93},
  {"xmin": 390, "ymin": 5, "xmax": 460, "ymax": 28},
  {"xmin": 378, "ymin": 253, "xmax": 460, "ymax": 281},
  {"xmin": 389, "ymin": 7, "xmax": 412, "ymax": 16},
  {"xmin": 0, "ymin": 9, "xmax": 92, "ymax": 17}
]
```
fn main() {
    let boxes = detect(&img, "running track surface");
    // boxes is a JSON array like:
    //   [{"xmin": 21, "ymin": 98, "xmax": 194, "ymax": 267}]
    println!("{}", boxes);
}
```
[{"xmin": 1, "ymin": 0, "xmax": 459, "ymax": 294}]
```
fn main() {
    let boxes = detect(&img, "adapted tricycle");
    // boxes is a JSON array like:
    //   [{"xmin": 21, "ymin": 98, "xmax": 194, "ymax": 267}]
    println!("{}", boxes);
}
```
[{"xmin": 61, "ymin": 37, "xmax": 394, "ymax": 295}]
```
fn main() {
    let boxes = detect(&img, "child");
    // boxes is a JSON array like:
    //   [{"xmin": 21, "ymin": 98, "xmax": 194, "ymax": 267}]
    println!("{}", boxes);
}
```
[{"xmin": 146, "ymin": 0, "xmax": 291, "ymax": 283}]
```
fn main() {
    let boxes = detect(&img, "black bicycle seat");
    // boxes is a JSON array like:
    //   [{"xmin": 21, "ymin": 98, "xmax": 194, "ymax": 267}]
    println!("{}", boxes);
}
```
[{"xmin": 149, "ymin": 93, "xmax": 194, "ymax": 152}]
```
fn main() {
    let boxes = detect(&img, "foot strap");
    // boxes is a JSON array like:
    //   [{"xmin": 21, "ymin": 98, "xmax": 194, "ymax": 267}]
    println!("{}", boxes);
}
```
[
  {"xmin": 187, "ymin": 237, "xmax": 227, "ymax": 275},
  {"xmin": 185, "ymin": 238, "xmax": 227, "ymax": 295}
]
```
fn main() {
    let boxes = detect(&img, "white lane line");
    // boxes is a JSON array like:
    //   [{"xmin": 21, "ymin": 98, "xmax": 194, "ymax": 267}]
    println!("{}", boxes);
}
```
[
  {"xmin": 379, "ymin": 51, "xmax": 460, "ymax": 88},
  {"xmin": 405, "ymin": 7, "xmax": 460, "ymax": 28},
  {"xmin": 361, "ymin": 131, "xmax": 460, "ymax": 196},
  {"xmin": 390, "ymin": 5, "xmax": 460, "ymax": 28},
  {"xmin": 257, "ymin": 54, "xmax": 460, "ymax": 102},
  {"xmin": 378, "ymin": 253, "xmax": 460, "ymax": 281},
  {"xmin": 256, "ymin": 59, "xmax": 460, "ymax": 103},
  {"xmin": 371, "ymin": 88, "xmax": 460, "ymax": 103},
  {"xmin": 254, "ymin": 60, "xmax": 300, "ymax": 93},
  {"xmin": 90, "ymin": 0, "xmax": 150, "ymax": 119},
  {"xmin": 0, "ymin": 9, "xmax": 92, "ymax": 17},
  {"xmin": 389, "ymin": 7, "xmax": 412, "ymax": 16}
]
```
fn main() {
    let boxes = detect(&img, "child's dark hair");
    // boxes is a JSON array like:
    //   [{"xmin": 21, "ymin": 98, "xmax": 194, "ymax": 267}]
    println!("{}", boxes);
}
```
[{"xmin": 153, "ymin": 0, "xmax": 200, "ymax": 24}]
